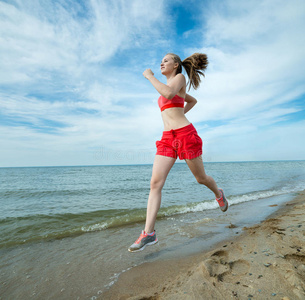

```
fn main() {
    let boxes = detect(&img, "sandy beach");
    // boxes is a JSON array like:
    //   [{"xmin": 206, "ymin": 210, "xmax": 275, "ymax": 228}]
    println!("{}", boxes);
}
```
[{"xmin": 102, "ymin": 191, "xmax": 305, "ymax": 300}]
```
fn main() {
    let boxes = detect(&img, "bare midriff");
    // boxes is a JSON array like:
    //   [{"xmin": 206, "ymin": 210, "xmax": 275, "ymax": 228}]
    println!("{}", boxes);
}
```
[{"xmin": 161, "ymin": 107, "xmax": 191, "ymax": 131}]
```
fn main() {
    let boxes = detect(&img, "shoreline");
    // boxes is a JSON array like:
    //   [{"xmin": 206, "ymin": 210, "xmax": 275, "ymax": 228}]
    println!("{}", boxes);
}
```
[{"xmin": 102, "ymin": 190, "xmax": 305, "ymax": 300}]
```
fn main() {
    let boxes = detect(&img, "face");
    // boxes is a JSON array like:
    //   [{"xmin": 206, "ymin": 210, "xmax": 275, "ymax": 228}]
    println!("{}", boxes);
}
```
[{"xmin": 160, "ymin": 55, "xmax": 178, "ymax": 75}]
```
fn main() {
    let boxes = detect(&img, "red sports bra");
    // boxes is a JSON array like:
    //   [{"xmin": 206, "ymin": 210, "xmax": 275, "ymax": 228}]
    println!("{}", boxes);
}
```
[{"xmin": 158, "ymin": 95, "xmax": 185, "ymax": 112}]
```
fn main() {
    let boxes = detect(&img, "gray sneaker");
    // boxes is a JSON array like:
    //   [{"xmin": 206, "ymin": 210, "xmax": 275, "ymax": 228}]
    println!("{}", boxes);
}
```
[
  {"xmin": 216, "ymin": 189, "xmax": 228, "ymax": 212},
  {"xmin": 128, "ymin": 230, "xmax": 158, "ymax": 252}
]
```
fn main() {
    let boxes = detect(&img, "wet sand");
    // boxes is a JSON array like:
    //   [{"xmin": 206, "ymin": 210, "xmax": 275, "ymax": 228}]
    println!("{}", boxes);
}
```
[
  {"xmin": 1, "ymin": 192, "xmax": 304, "ymax": 300},
  {"xmin": 102, "ymin": 191, "xmax": 305, "ymax": 300}
]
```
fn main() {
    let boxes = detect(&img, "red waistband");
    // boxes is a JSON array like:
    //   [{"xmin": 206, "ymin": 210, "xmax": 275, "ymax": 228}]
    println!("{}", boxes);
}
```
[{"xmin": 162, "ymin": 123, "xmax": 196, "ymax": 136}]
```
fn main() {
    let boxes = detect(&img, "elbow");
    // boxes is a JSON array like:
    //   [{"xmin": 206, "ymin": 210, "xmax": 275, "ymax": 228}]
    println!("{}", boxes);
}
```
[{"xmin": 189, "ymin": 99, "xmax": 197, "ymax": 107}]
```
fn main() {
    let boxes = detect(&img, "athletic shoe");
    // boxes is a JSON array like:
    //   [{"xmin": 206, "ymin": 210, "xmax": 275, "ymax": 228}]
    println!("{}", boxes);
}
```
[
  {"xmin": 216, "ymin": 189, "xmax": 228, "ymax": 212},
  {"xmin": 128, "ymin": 230, "xmax": 158, "ymax": 252}
]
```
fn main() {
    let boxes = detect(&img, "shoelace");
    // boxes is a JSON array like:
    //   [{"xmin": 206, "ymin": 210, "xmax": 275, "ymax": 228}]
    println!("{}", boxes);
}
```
[
  {"xmin": 135, "ymin": 232, "xmax": 146, "ymax": 244},
  {"xmin": 217, "ymin": 198, "xmax": 225, "ymax": 206}
]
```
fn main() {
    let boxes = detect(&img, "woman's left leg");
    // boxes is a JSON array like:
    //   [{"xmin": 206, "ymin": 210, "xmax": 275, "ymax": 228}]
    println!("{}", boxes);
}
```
[{"xmin": 185, "ymin": 156, "xmax": 221, "ymax": 199}]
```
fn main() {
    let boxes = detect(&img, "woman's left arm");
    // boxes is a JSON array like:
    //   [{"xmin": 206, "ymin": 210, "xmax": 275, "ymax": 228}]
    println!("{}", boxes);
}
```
[
  {"xmin": 184, "ymin": 93, "xmax": 197, "ymax": 114},
  {"xmin": 143, "ymin": 69, "xmax": 185, "ymax": 99}
]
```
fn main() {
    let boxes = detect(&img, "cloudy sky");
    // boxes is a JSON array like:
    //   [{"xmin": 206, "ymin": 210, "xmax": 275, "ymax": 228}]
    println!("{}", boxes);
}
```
[{"xmin": 1, "ymin": 0, "xmax": 305, "ymax": 167}]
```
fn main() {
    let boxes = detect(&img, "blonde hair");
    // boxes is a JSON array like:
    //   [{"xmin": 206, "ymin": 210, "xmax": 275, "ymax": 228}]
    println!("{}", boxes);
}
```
[{"xmin": 167, "ymin": 53, "xmax": 208, "ymax": 90}]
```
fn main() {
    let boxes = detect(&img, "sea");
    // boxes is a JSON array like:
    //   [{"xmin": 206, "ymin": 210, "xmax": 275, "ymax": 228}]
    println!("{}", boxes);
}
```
[{"xmin": 1, "ymin": 160, "xmax": 305, "ymax": 299}]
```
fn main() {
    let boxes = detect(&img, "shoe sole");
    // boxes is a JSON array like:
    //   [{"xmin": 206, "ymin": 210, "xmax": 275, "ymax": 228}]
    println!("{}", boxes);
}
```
[{"xmin": 128, "ymin": 239, "xmax": 158, "ymax": 253}]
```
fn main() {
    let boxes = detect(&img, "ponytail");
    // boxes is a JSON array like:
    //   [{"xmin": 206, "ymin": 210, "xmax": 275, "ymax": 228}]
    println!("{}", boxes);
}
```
[
  {"xmin": 182, "ymin": 53, "xmax": 208, "ymax": 90},
  {"xmin": 168, "ymin": 53, "xmax": 208, "ymax": 91}
]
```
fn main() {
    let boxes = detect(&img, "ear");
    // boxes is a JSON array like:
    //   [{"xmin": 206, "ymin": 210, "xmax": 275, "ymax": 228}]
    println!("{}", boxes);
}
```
[{"xmin": 173, "ymin": 62, "xmax": 179, "ymax": 69}]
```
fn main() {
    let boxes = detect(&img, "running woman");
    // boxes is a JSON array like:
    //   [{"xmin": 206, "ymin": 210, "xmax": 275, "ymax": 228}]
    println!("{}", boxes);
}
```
[{"xmin": 128, "ymin": 53, "xmax": 228, "ymax": 252}]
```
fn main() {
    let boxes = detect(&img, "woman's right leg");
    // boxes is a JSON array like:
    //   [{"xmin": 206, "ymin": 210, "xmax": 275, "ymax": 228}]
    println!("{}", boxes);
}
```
[{"xmin": 144, "ymin": 155, "xmax": 176, "ymax": 233}]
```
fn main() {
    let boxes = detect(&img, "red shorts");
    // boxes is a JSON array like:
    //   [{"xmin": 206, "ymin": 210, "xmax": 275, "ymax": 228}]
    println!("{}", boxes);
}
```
[{"xmin": 156, "ymin": 123, "xmax": 203, "ymax": 160}]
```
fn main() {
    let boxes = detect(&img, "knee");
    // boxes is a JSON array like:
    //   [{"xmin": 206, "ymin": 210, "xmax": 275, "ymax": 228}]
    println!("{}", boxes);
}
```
[
  {"xmin": 196, "ymin": 175, "xmax": 209, "ymax": 185},
  {"xmin": 150, "ymin": 178, "xmax": 164, "ymax": 191}
]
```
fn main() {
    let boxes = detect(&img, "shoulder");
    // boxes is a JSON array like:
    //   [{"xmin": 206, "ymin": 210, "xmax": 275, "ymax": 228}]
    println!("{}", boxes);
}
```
[
  {"xmin": 175, "ymin": 73, "xmax": 186, "ymax": 80},
  {"xmin": 173, "ymin": 73, "xmax": 186, "ymax": 83}
]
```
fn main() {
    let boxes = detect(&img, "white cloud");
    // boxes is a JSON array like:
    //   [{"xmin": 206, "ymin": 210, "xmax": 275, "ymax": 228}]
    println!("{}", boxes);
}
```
[
  {"xmin": 187, "ymin": 1, "xmax": 305, "ymax": 116},
  {"xmin": 202, "ymin": 120, "xmax": 305, "ymax": 162},
  {"xmin": 181, "ymin": 0, "xmax": 305, "ymax": 162},
  {"xmin": 1, "ymin": 0, "xmax": 305, "ymax": 166},
  {"xmin": 0, "ymin": 0, "xmax": 168, "ymax": 91},
  {"xmin": 0, "ymin": 0, "xmax": 169, "ymax": 166}
]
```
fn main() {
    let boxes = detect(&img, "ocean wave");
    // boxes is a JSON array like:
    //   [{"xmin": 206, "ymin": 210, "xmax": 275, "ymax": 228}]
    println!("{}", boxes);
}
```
[
  {"xmin": 72, "ymin": 182, "xmax": 305, "ymax": 232},
  {"xmin": 1, "ymin": 182, "xmax": 304, "ymax": 249}
]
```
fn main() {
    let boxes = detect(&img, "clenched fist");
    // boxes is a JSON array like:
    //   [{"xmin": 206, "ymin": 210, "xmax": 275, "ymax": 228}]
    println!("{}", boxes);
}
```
[{"xmin": 143, "ymin": 69, "xmax": 154, "ymax": 79}]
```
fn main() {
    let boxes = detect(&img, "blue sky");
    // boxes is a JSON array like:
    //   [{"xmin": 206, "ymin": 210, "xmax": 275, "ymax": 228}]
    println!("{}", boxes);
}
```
[{"xmin": 1, "ymin": 0, "xmax": 305, "ymax": 167}]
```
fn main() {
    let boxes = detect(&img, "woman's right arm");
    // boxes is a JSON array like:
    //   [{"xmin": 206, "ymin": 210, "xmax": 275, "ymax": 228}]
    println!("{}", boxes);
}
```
[
  {"xmin": 143, "ymin": 69, "xmax": 186, "ymax": 99},
  {"xmin": 184, "ymin": 93, "xmax": 197, "ymax": 114}
]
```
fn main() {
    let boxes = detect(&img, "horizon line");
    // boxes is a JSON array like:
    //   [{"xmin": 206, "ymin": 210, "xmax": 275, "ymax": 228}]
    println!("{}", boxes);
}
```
[{"xmin": 1, "ymin": 159, "xmax": 305, "ymax": 169}]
